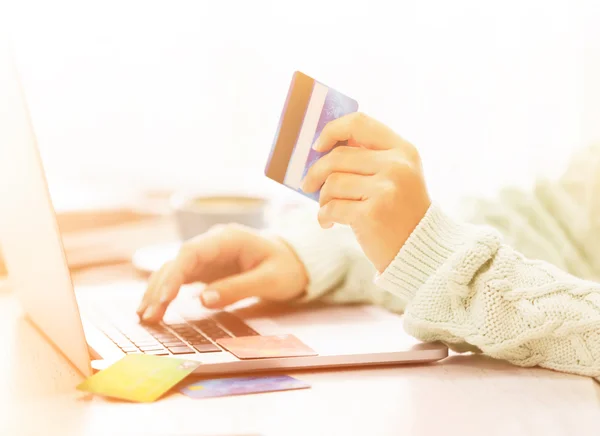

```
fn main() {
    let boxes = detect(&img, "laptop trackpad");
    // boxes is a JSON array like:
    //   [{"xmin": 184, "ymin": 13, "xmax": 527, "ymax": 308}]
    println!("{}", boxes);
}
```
[{"xmin": 231, "ymin": 302, "xmax": 423, "ymax": 355}]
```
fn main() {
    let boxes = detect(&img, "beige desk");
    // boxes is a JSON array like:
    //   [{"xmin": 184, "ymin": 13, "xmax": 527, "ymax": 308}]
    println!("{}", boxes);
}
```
[{"xmin": 1, "ymin": 265, "xmax": 599, "ymax": 436}]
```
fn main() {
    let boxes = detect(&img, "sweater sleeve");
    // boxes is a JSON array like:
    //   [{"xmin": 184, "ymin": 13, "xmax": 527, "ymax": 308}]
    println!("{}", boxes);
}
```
[
  {"xmin": 461, "ymin": 144, "xmax": 600, "ymax": 281},
  {"xmin": 375, "ymin": 204, "xmax": 600, "ymax": 379}
]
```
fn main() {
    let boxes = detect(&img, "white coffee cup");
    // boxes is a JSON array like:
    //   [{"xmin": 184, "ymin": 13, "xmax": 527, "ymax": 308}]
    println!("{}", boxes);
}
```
[{"xmin": 171, "ymin": 194, "xmax": 268, "ymax": 241}]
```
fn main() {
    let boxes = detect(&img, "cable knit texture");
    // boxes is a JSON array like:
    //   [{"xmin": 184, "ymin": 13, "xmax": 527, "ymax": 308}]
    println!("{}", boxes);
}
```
[
  {"xmin": 277, "ymin": 144, "xmax": 600, "ymax": 381},
  {"xmin": 376, "ymin": 204, "xmax": 600, "ymax": 378}
]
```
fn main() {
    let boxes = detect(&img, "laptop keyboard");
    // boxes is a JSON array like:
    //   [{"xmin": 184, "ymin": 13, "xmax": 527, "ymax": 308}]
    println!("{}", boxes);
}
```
[{"xmin": 96, "ymin": 312, "xmax": 259, "ymax": 356}]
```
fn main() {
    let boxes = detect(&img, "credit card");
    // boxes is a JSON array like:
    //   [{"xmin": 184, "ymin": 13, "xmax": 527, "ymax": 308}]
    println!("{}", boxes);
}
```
[
  {"xmin": 216, "ymin": 334, "xmax": 318, "ymax": 359},
  {"xmin": 265, "ymin": 71, "xmax": 358, "ymax": 201},
  {"xmin": 180, "ymin": 375, "xmax": 310, "ymax": 399},
  {"xmin": 76, "ymin": 354, "xmax": 201, "ymax": 403}
]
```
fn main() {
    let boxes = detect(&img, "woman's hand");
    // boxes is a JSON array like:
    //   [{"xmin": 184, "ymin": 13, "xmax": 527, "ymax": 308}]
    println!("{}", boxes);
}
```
[
  {"xmin": 301, "ymin": 112, "xmax": 431, "ymax": 273},
  {"xmin": 137, "ymin": 224, "xmax": 309, "ymax": 322}
]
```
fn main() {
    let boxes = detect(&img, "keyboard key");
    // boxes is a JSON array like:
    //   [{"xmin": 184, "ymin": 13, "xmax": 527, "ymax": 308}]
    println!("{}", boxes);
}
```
[
  {"xmin": 193, "ymin": 343, "xmax": 221, "ymax": 353},
  {"xmin": 189, "ymin": 337, "xmax": 212, "ymax": 345},
  {"xmin": 114, "ymin": 339, "xmax": 135, "ymax": 348},
  {"xmin": 133, "ymin": 340, "xmax": 160, "ymax": 347},
  {"xmin": 105, "ymin": 331, "xmax": 128, "ymax": 340},
  {"xmin": 144, "ymin": 350, "xmax": 169, "ymax": 356},
  {"xmin": 126, "ymin": 350, "xmax": 143, "ymax": 354},
  {"xmin": 131, "ymin": 336, "xmax": 158, "ymax": 342},
  {"xmin": 180, "ymin": 334, "xmax": 202, "ymax": 341},
  {"xmin": 130, "ymin": 332, "xmax": 156, "ymax": 339},
  {"xmin": 154, "ymin": 334, "xmax": 177, "ymax": 341},
  {"xmin": 168, "ymin": 346, "xmax": 195, "ymax": 355},
  {"xmin": 139, "ymin": 345, "xmax": 165, "ymax": 352},
  {"xmin": 144, "ymin": 325, "xmax": 167, "ymax": 332},
  {"xmin": 233, "ymin": 329, "xmax": 256, "ymax": 337},
  {"xmin": 211, "ymin": 312, "xmax": 259, "ymax": 337},
  {"xmin": 206, "ymin": 331, "xmax": 231, "ymax": 341},
  {"xmin": 173, "ymin": 331, "xmax": 187, "ymax": 336},
  {"xmin": 189, "ymin": 319, "xmax": 218, "ymax": 329},
  {"xmin": 190, "ymin": 321, "xmax": 232, "ymax": 340},
  {"xmin": 125, "ymin": 326, "xmax": 150, "ymax": 334},
  {"xmin": 205, "ymin": 330, "xmax": 231, "ymax": 339},
  {"xmin": 128, "ymin": 337, "xmax": 155, "ymax": 343},
  {"xmin": 120, "ymin": 346, "xmax": 139, "ymax": 352},
  {"xmin": 161, "ymin": 341, "xmax": 187, "ymax": 348}
]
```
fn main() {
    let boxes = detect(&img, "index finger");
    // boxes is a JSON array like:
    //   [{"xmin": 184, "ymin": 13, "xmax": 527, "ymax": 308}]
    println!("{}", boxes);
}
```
[
  {"xmin": 313, "ymin": 112, "xmax": 402, "ymax": 153},
  {"xmin": 138, "ymin": 227, "xmax": 233, "ymax": 322}
]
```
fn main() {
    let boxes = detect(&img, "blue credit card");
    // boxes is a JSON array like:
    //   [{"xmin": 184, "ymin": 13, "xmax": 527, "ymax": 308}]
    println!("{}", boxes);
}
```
[
  {"xmin": 265, "ymin": 71, "xmax": 358, "ymax": 201},
  {"xmin": 180, "ymin": 375, "xmax": 310, "ymax": 399}
]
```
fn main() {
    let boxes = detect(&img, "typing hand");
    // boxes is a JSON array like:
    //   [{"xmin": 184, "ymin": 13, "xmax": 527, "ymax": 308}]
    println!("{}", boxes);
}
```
[
  {"xmin": 137, "ymin": 224, "xmax": 309, "ymax": 323},
  {"xmin": 301, "ymin": 112, "xmax": 431, "ymax": 273}
]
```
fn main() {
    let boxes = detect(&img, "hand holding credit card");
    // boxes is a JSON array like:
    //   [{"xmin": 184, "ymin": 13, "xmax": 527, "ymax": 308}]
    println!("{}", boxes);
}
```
[
  {"xmin": 264, "ymin": 71, "xmax": 430, "ymax": 273},
  {"xmin": 265, "ymin": 71, "xmax": 358, "ymax": 201}
]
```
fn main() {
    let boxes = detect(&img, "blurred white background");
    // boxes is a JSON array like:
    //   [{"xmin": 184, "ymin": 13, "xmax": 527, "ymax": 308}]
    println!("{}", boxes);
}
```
[{"xmin": 4, "ymin": 0, "xmax": 600, "ymax": 209}]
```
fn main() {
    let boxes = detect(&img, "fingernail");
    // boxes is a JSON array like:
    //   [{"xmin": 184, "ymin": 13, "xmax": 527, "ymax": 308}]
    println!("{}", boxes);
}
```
[
  {"xmin": 201, "ymin": 289, "xmax": 220, "ymax": 306},
  {"xmin": 142, "ymin": 306, "xmax": 157, "ymax": 321},
  {"xmin": 159, "ymin": 288, "xmax": 171, "ymax": 305},
  {"xmin": 312, "ymin": 138, "xmax": 321, "ymax": 151}
]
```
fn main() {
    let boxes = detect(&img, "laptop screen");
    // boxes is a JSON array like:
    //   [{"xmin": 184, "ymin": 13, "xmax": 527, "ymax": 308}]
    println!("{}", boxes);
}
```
[{"xmin": 0, "ymin": 39, "xmax": 92, "ymax": 376}]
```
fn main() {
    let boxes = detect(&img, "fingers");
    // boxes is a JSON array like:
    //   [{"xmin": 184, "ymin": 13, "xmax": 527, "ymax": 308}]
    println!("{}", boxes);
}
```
[
  {"xmin": 312, "ymin": 112, "xmax": 401, "ymax": 153},
  {"xmin": 317, "ymin": 199, "xmax": 360, "ymax": 229},
  {"xmin": 138, "ymin": 225, "xmax": 248, "ymax": 323},
  {"xmin": 136, "ymin": 262, "xmax": 172, "ymax": 319},
  {"xmin": 302, "ymin": 146, "xmax": 378, "ymax": 193},
  {"xmin": 137, "ymin": 257, "xmax": 193, "ymax": 323},
  {"xmin": 318, "ymin": 173, "xmax": 373, "ymax": 207},
  {"xmin": 200, "ymin": 264, "xmax": 275, "ymax": 309}
]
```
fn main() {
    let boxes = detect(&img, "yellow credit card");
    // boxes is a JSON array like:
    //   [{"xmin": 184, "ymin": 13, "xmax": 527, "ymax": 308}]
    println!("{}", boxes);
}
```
[{"xmin": 77, "ymin": 354, "xmax": 201, "ymax": 403}]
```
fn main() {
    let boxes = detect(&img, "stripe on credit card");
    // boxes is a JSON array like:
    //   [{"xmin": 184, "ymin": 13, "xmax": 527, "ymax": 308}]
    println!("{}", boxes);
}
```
[
  {"xmin": 284, "ymin": 81, "xmax": 328, "ymax": 189},
  {"xmin": 265, "ymin": 71, "xmax": 358, "ymax": 201},
  {"xmin": 264, "ymin": 72, "xmax": 314, "ymax": 184}
]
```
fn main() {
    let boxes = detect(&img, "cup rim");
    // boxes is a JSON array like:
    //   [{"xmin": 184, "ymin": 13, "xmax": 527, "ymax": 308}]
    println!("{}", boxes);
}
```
[{"xmin": 171, "ymin": 193, "xmax": 268, "ymax": 213}]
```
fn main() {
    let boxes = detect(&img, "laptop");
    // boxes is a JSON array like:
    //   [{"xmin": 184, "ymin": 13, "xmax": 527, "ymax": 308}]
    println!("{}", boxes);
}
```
[{"xmin": 0, "ymin": 45, "xmax": 448, "ymax": 377}]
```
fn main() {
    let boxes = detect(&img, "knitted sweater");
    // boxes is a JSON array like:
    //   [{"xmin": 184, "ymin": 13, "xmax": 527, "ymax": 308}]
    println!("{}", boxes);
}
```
[{"xmin": 276, "ymin": 144, "xmax": 600, "ymax": 380}]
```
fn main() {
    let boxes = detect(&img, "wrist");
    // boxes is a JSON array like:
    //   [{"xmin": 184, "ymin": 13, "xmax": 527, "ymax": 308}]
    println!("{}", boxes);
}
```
[
  {"xmin": 274, "ymin": 236, "xmax": 310, "ymax": 300},
  {"xmin": 375, "ymin": 197, "xmax": 432, "ymax": 273},
  {"xmin": 272, "ymin": 207, "xmax": 349, "ymax": 303},
  {"xmin": 374, "ymin": 203, "xmax": 498, "ymax": 306}
]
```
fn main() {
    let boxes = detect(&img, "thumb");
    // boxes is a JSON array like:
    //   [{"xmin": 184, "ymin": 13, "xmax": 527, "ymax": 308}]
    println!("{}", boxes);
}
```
[{"xmin": 200, "ymin": 264, "xmax": 272, "ymax": 309}]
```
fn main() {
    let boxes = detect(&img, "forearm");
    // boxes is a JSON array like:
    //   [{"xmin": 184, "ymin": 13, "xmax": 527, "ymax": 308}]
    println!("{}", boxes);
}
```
[{"xmin": 377, "ymin": 204, "xmax": 600, "ymax": 379}]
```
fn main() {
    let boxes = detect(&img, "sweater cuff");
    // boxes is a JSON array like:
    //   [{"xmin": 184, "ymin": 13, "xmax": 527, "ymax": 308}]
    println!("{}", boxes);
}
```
[
  {"xmin": 374, "ymin": 203, "xmax": 476, "ymax": 306},
  {"xmin": 275, "ymin": 209, "xmax": 348, "ymax": 303}
]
